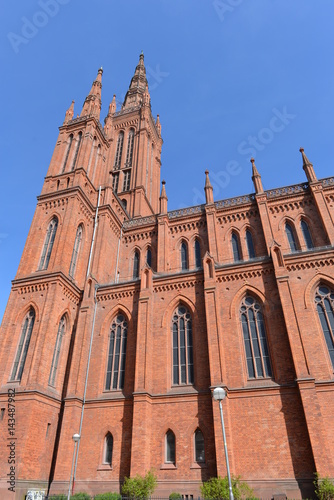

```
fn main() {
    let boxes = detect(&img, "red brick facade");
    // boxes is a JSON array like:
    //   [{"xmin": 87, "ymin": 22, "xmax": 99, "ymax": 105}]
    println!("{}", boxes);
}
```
[{"xmin": 1, "ymin": 54, "xmax": 334, "ymax": 499}]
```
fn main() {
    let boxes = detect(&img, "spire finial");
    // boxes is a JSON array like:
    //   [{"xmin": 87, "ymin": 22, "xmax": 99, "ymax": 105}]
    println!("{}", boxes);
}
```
[
  {"xmin": 251, "ymin": 158, "xmax": 263, "ymax": 194},
  {"xmin": 64, "ymin": 100, "xmax": 75, "ymax": 124},
  {"xmin": 80, "ymin": 68, "xmax": 103, "ymax": 119},
  {"xmin": 160, "ymin": 180, "xmax": 168, "ymax": 214},
  {"xmin": 204, "ymin": 170, "xmax": 214, "ymax": 204},
  {"xmin": 300, "ymin": 147, "xmax": 317, "ymax": 182},
  {"xmin": 122, "ymin": 54, "xmax": 148, "ymax": 109},
  {"xmin": 155, "ymin": 114, "xmax": 161, "ymax": 136}
]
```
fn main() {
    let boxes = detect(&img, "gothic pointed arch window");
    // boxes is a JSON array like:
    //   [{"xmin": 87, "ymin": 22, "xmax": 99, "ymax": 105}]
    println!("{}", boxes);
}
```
[
  {"xmin": 105, "ymin": 314, "xmax": 128, "ymax": 390},
  {"xmin": 315, "ymin": 285, "xmax": 334, "ymax": 368},
  {"xmin": 114, "ymin": 131, "xmax": 124, "ymax": 169},
  {"xmin": 172, "ymin": 305, "xmax": 194, "ymax": 385},
  {"xmin": 232, "ymin": 232, "xmax": 241, "ymax": 262},
  {"xmin": 49, "ymin": 315, "xmax": 66, "ymax": 386},
  {"xmin": 133, "ymin": 251, "xmax": 140, "ymax": 279},
  {"xmin": 69, "ymin": 225, "xmax": 83, "ymax": 278},
  {"xmin": 194, "ymin": 239, "xmax": 201, "ymax": 268},
  {"xmin": 11, "ymin": 308, "xmax": 35, "ymax": 381},
  {"xmin": 285, "ymin": 222, "xmax": 298, "ymax": 252},
  {"xmin": 240, "ymin": 296, "xmax": 272, "ymax": 379},
  {"xmin": 301, "ymin": 220, "xmax": 314, "ymax": 249},
  {"xmin": 112, "ymin": 172, "xmax": 119, "ymax": 193},
  {"xmin": 39, "ymin": 217, "xmax": 58, "ymax": 270},
  {"xmin": 71, "ymin": 131, "xmax": 82, "ymax": 170},
  {"xmin": 165, "ymin": 430, "xmax": 176, "ymax": 464},
  {"xmin": 103, "ymin": 432, "xmax": 113, "ymax": 465},
  {"xmin": 194, "ymin": 429, "xmax": 205, "ymax": 463},
  {"xmin": 181, "ymin": 241, "xmax": 188, "ymax": 271},
  {"xmin": 146, "ymin": 247, "xmax": 152, "ymax": 268},
  {"xmin": 246, "ymin": 230, "xmax": 256, "ymax": 259},
  {"xmin": 123, "ymin": 169, "xmax": 131, "ymax": 191},
  {"xmin": 125, "ymin": 128, "xmax": 135, "ymax": 167},
  {"xmin": 62, "ymin": 134, "xmax": 73, "ymax": 173}
]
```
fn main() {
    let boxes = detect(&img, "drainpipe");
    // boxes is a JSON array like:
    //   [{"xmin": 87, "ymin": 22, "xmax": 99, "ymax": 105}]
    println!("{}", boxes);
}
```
[
  {"xmin": 72, "ymin": 283, "xmax": 99, "ymax": 495},
  {"xmin": 86, "ymin": 186, "xmax": 102, "ymax": 278}
]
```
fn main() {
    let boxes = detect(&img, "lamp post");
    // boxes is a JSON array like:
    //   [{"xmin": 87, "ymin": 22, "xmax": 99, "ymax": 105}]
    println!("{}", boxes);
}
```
[
  {"xmin": 67, "ymin": 433, "xmax": 80, "ymax": 500},
  {"xmin": 212, "ymin": 387, "xmax": 234, "ymax": 500}
]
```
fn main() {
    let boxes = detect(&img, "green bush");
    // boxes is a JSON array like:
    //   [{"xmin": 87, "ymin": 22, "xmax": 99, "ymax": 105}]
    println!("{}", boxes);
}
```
[
  {"xmin": 201, "ymin": 475, "xmax": 257, "ymax": 500},
  {"xmin": 70, "ymin": 493, "xmax": 91, "ymax": 500},
  {"xmin": 169, "ymin": 493, "xmax": 182, "ymax": 500},
  {"xmin": 314, "ymin": 473, "xmax": 334, "ymax": 500},
  {"xmin": 94, "ymin": 494, "xmax": 122, "ymax": 500},
  {"xmin": 121, "ymin": 469, "xmax": 157, "ymax": 499}
]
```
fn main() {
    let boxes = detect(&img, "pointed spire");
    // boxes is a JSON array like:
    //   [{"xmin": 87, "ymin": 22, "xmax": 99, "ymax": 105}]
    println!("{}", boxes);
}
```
[
  {"xmin": 204, "ymin": 170, "xmax": 214, "ymax": 204},
  {"xmin": 159, "ymin": 180, "xmax": 168, "ymax": 214},
  {"xmin": 81, "ymin": 68, "xmax": 103, "ymax": 119},
  {"xmin": 64, "ymin": 100, "xmax": 74, "ymax": 124},
  {"xmin": 109, "ymin": 95, "xmax": 116, "ymax": 114},
  {"xmin": 251, "ymin": 158, "xmax": 263, "ymax": 194},
  {"xmin": 300, "ymin": 147, "xmax": 317, "ymax": 182},
  {"xmin": 123, "ymin": 53, "xmax": 149, "ymax": 109},
  {"xmin": 155, "ymin": 114, "xmax": 161, "ymax": 136}
]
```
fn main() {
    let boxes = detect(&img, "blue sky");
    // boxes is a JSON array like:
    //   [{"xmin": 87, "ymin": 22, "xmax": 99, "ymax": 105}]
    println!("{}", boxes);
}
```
[{"xmin": 1, "ymin": 0, "xmax": 334, "ymax": 319}]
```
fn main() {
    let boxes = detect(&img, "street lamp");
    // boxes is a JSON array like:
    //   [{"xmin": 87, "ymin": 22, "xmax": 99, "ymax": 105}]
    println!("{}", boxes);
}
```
[
  {"xmin": 212, "ymin": 387, "xmax": 234, "ymax": 500},
  {"xmin": 67, "ymin": 433, "xmax": 80, "ymax": 500}
]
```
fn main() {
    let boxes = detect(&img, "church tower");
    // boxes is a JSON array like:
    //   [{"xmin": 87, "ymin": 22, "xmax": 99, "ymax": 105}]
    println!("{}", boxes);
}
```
[{"xmin": 0, "ymin": 54, "xmax": 163, "ymax": 497}]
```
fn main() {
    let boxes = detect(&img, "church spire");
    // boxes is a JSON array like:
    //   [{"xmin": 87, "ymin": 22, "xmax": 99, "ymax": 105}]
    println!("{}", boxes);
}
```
[
  {"xmin": 251, "ymin": 157, "xmax": 264, "ymax": 194},
  {"xmin": 122, "ymin": 53, "xmax": 149, "ymax": 109},
  {"xmin": 63, "ymin": 100, "xmax": 74, "ymax": 124},
  {"xmin": 204, "ymin": 170, "xmax": 214, "ymax": 204},
  {"xmin": 300, "ymin": 147, "xmax": 317, "ymax": 182},
  {"xmin": 81, "ymin": 67, "xmax": 103, "ymax": 119},
  {"xmin": 159, "ymin": 180, "xmax": 168, "ymax": 214}
]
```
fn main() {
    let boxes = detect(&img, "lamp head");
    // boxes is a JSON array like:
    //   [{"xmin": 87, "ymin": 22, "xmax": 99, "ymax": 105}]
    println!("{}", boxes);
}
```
[
  {"xmin": 213, "ymin": 387, "xmax": 226, "ymax": 401},
  {"xmin": 72, "ymin": 433, "xmax": 80, "ymax": 442}
]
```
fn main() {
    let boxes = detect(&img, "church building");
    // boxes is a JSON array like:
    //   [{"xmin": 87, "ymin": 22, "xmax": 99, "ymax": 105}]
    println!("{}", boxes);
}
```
[{"xmin": 1, "ymin": 54, "xmax": 334, "ymax": 499}]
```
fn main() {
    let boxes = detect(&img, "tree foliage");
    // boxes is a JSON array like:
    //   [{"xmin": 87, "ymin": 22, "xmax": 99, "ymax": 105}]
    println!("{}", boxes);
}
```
[
  {"xmin": 201, "ymin": 475, "xmax": 257, "ymax": 500},
  {"xmin": 121, "ymin": 469, "xmax": 157, "ymax": 499},
  {"xmin": 314, "ymin": 474, "xmax": 334, "ymax": 500}
]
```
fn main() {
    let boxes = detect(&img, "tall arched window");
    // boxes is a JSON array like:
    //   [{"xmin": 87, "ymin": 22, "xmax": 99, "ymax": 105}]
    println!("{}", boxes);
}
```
[
  {"xmin": 166, "ymin": 430, "xmax": 175, "ymax": 463},
  {"xmin": 103, "ymin": 433, "xmax": 113, "ymax": 465},
  {"xmin": 114, "ymin": 131, "xmax": 124, "ymax": 169},
  {"xmin": 232, "ymin": 232, "xmax": 241, "ymax": 262},
  {"xmin": 133, "ymin": 251, "xmax": 140, "ymax": 278},
  {"xmin": 112, "ymin": 173, "xmax": 119, "ymax": 193},
  {"xmin": 246, "ymin": 230, "xmax": 255, "ymax": 259},
  {"xmin": 71, "ymin": 131, "xmax": 82, "ymax": 171},
  {"xmin": 69, "ymin": 225, "xmax": 83, "ymax": 278},
  {"xmin": 125, "ymin": 129, "xmax": 134, "ymax": 167},
  {"xmin": 11, "ymin": 308, "xmax": 35, "ymax": 381},
  {"xmin": 181, "ymin": 242, "xmax": 188, "ymax": 270},
  {"xmin": 49, "ymin": 315, "xmax": 66, "ymax": 386},
  {"xmin": 62, "ymin": 134, "xmax": 73, "ymax": 173},
  {"xmin": 123, "ymin": 170, "xmax": 131, "ymax": 191},
  {"xmin": 315, "ymin": 285, "xmax": 334, "ymax": 368},
  {"xmin": 39, "ymin": 217, "xmax": 58, "ymax": 270},
  {"xmin": 194, "ymin": 429, "xmax": 205, "ymax": 463},
  {"xmin": 105, "ymin": 314, "xmax": 128, "ymax": 390},
  {"xmin": 146, "ymin": 247, "xmax": 152, "ymax": 267},
  {"xmin": 172, "ymin": 306, "xmax": 194, "ymax": 385},
  {"xmin": 194, "ymin": 239, "xmax": 201, "ymax": 268},
  {"xmin": 301, "ymin": 220, "xmax": 314, "ymax": 249},
  {"xmin": 240, "ymin": 296, "xmax": 272, "ymax": 379},
  {"xmin": 285, "ymin": 223, "xmax": 298, "ymax": 252}
]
